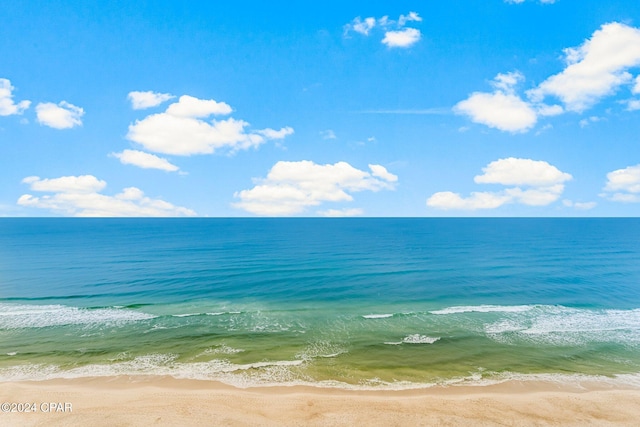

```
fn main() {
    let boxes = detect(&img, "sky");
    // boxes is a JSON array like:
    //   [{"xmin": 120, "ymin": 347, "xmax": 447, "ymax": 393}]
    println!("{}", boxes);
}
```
[{"xmin": 2, "ymin": 0, "xmax": 640, "ymax": 217}]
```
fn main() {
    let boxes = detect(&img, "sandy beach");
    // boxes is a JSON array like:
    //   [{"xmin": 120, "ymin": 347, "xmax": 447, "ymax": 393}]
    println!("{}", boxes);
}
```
[{"xmin": 1, "ymin": 377, "xmax": 639, "ymax": 426}]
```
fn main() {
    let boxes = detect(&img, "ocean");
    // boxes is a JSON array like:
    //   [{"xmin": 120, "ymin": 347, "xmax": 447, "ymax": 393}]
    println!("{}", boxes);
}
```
[{"xmin": 1, "ymin": 218, "xmax": 639, "ymax": 389}]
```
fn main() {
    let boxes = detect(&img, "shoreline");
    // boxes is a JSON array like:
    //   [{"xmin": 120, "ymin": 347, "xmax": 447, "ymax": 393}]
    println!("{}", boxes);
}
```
[{"xmin": 2, "ymin": 376, "xmax": 640, "ymax": 426}]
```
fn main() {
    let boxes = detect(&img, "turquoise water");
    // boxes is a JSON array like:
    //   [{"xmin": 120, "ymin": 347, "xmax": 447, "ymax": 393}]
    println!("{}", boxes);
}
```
[{"xmin": 1, "ymin": 218, "xmax": 639, "ymax": 388}]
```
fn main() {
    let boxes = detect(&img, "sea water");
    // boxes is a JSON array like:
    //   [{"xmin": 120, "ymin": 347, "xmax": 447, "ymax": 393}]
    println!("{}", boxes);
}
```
[{"xmin": 1, "ymin": 218, "xmax": 639, "ymax": 389}]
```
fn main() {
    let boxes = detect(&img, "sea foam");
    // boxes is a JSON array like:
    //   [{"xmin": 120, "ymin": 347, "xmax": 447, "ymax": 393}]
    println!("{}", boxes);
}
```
[{"xmin": 0, "ymin": 303, "xmax": 155, "ymax": 329}]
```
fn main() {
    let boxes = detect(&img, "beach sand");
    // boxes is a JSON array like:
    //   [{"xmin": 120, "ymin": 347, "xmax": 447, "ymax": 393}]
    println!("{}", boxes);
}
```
[{"xmin": 1, "ymin": 377, "xmax": 639, "ymax": 426}]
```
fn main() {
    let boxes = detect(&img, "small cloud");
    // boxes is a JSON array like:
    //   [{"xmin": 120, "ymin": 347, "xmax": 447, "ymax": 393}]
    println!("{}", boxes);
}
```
[
  {"xmin": 36, "ymin": 101, "xmax": 84, "ymax": 129},
  {"xmin": 128, "ymin": 91, "xmax": 175, "ymax": 109},
  {"xmin": 111, "ymin": 149, "xmax": 180, "ymax": 172},
  {"xmin": 579, "ymin": 116, "xmax": 602, "ymax": 128},
  {"xmin": 344, "ymin": 11, "xmax": 422, "ymax": 49},
  {"xmin": 0, "ymin": 78, "xmax": 30, "ymax": 116},
  {"xmin": 21, "ymin": 175, "xmax": 106, "ymax": 193},
  {"xmin": 346, "ymin": 16, "xmax": 376, "ymax": 36},
  {"xmin": 625, "ymin": 99, "xmax": 640, "ymax": 111},
  {"xmin": 233, "ymin": 160, "xmax": 397, "ymax": 216},
  {"xmin": 535, "ymin": 124, "xmax": 553, "ymax": 135},
  {"xmin": 18, "ymin": 175, "xmax": 195, "ymax": 217},
  {"xmin": 257, "ymin": 127, "xmax": 294, "ymax": 139},
  {"xmin": 382, "ymin": 28, "xmax": 421, "ymax": 48},
  {"xmin": 563, "ymin": 199, "xmax": 597, "ymax": 210},
  {"xmin": 398, "ymin": 11, "xmax": 422, "ymax": 26}
]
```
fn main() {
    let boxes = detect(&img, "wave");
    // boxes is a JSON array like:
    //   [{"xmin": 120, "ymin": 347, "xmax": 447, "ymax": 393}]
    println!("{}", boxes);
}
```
[
  {"xmin": 385, "ymin": 334, "xmax": 440, "ymax": 345},
  {"xmin": 362, "ymin": 314, "xmax": 394, "ymax": 319},
  {"xmin": 430, "ymin": 305, "xmax": 535, "ymax": 315},
  {"xmin": 483, "ymin": 306, "xmax": 640, "ymax": 346},
  {"xmin": 1, "ymin": 356, "xmax": 639, "ymax": 391},
  {"xmin": 0, "ymin": 303, "xmax": 155, "ymax": 329}
]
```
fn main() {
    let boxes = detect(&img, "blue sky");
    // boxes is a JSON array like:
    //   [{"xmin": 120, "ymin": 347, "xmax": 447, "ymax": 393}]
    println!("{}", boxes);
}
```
[{"xmin": 2, "ymin": 0, "xmax": 640, "ymax": 217}]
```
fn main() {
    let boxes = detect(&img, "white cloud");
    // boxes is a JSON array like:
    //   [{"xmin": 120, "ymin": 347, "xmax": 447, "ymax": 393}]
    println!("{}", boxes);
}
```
[
  {"xmin": 127, "ymin": 94, "xmax": 292, "ymax": 156},
  {"xmin": 233, "ymin": 161, "xmax": 397, "ymax": 216},
  {"xmin": 398, "ymin": 12, "xmax": 422, "ymax": 26},
  {"xmin": 21, "ymin": 175, "xmax": 106, "ymax": 193},
  {"xmin": 536, "ymin": 104, "xmax": 564, "ymax": 116},
  {"xmin": 347, "ymin": 16, "xmax": 376, "ymax": 35},
  {"xmin": 0, "ymin": 78, "xmax": 30, "ymax": 116},
  {"xmin": 474, "ymin": 157, "xmax": 572, "ymax": 186},
  {"xmin": 318, "ymin": 208, "xmax": 364, "ymax": 217},
  {"xmin": 382, "ymin": 28, "xmax": 421, "ymax": 48},
  {"xmin": 528, "ymin": 23, "xmax": 640, "ymax": 112},
  {"xmin": 579, "ymin": 116, "xmax": 602, "ymax": 128},
  {"xmin": 369, "ymin": 164, "xmax": 399, "ymax": 182},
  {"xmin": 427, "ymin": 158, "xmax": 571, "ymax": 210},
  {"xmin": 111, "ymin": 149, "xmax": 179, "ymax": 172},
  {"xmin": 345, "ymin": 12, "xmax": 422, "ymax": 49},
  {"xmin": 454, "ymin": 72, "xmax": 537, "ymax": 133},
  {"xmin": 607, "ymin": 164, "xmax": 640, "ymax": 191},
  {"xmin": 18, "ymin": 175, "xmax": 195, "ymax": 217},
  {"xmin": 457, "ymin": 23, "xmax": 640, "ymax": 132},
  {"xmin": 427, "ymin": 191, "xmax": 511, "ymax": 210},
  {"xmin": 626, "ymin": 99, "xmax": 640, "ymax": 111},
  {"xmin": 563, "ymin": 200, "xmax": 597, "ymax": 210},
  {"xmin": 36, "ymin": 101, "xmax": 84, "ymax": 129},
  {"xmin": 165, "ymin": 95, "xmax": 232, "ymax": 117},
  {"xmin": 128, "ymin": 91, "xmax": 175, "ymax": 109},
  {"xmin": 257, "ymin": 127, "xmax": 294, "ymax": 139}
]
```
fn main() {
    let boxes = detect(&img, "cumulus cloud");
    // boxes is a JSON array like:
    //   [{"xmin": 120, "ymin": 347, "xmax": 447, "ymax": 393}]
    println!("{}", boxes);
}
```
[
  {"xmin": 344, "ymin": 12, "xmax": 422, "ymax": 49},
  {"xmin": 111, "ymin": 149, "xmax": 179, "ymax": 172},
  {"xmin": 0, "ymin": 78, "xmax": 31, "ymax": 116},
  {"xmin": 457, "ymin": 23, "xmax": 640, "ymax": 132},
  {"xmin": 454, "ymin": 72, "xmax": 537, "ymax": 132},
  {"xmin": 382, "ymin": 28, "xmax": 421, "ymax": 48},
  {"xmin": 36, "ymin": 101, "xmax": 84, "ymax": 129},
  {"xmin": 427, "ymin": 158, "xmax": 572, "ymax": 210},
  {"xmin": 601, "ymin": 164, "xmax": 640, "ymax": 202},
  {"xmin": 528, "ymin": 23, "xmax": 640, "ymax": 112},
  {"xmin": 127, "ymin": 94, "xmax": 292, "ymax": 156},
  {"xmin": 18, "ymin": 175, "xmax": 195, "ymax": 217},
  {"xmin": 233, "ymin": 160, "xmax": 397, "ymax": 216},
  {"xmin": 474, "ymin": 157, "xmax": 572, "ymax": 186},
  {"xmin": 128, "ymin": 91, "xmax": 175, "ymax": 109}
]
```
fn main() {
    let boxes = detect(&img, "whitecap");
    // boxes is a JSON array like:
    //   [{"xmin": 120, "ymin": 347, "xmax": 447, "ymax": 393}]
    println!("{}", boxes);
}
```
[
  {"xmin": 430, "ymin": 305, "xmax": 535, "ymax": 315},
  {"xmin": 0, "ymin": 303, "xmax": 156, "ymax": 329},
  {"xmin": 362, "ymin": 314, "xmax": 393, "ymax": 319},
  {"xmin": 401, "ymin": 334, "xmax": 440, "ymax": 344}
]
